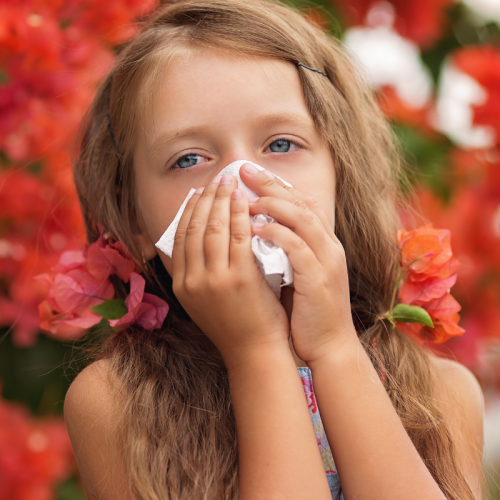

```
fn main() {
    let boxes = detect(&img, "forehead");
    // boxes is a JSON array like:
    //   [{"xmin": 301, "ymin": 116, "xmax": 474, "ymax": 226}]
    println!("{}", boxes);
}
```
[{"xmin": 140, "ymin": 50, "xmax": 314, "ymax": 138}]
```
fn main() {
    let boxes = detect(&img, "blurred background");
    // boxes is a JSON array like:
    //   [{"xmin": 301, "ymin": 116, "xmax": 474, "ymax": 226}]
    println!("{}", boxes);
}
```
[{"xmin": 0, "ymin": 0, "xmax": 499, "ymax": 498}]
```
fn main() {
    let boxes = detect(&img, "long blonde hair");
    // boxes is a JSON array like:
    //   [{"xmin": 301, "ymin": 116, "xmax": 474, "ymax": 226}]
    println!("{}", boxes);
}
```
[{"xmin": 73, "ymin": 1, "xmax": 476, "ymax": 498}]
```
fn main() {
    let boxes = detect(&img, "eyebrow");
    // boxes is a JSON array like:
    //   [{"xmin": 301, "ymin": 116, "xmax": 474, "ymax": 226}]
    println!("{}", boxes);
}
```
[
  {"xmin": 147, "ymin": 112, "xmax": 315, "ymax": 159},
  {"xmin": 148, "ymin": 125, "xmax": 208, "ymax": 160}
]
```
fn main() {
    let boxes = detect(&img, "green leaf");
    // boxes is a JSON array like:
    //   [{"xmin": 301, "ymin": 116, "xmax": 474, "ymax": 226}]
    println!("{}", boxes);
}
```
[
  {"xmin": 391, "ymin": 304, "xmax": 434, "ymax": 328},
  {"xmin": 91, "ymin": 299, "xmax": 128, "ymax": 320}
]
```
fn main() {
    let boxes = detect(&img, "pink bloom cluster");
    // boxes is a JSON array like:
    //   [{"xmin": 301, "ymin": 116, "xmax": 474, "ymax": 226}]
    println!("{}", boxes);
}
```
[{"xmin": 36, "ymin": 235, "xmax": 169, "ymax": 339}]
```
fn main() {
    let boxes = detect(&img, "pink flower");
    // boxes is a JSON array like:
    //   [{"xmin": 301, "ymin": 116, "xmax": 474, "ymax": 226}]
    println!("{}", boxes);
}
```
[
  {"xmin": 110, "ymin": 273, "xmax": 169, "ymax": 331},
  {"xmin": 35, "ymin": 249, "xmax": 114, "ymax": 338},
  {"xmin": 85, "ymin": 235, "xmax": 137, "ymax": 282}
]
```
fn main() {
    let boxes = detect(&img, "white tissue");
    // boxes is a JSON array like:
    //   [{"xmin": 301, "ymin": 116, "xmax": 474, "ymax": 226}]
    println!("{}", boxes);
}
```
[{"xmin": 155, "ymin": 160, "xmax": 294, "ymax": 297}]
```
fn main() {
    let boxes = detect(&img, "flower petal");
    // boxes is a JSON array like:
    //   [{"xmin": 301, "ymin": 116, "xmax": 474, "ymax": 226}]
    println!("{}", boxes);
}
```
[
  {"xmin": 142, "ymin": 293, "xmax": 169, "ymax": 329},
  {"xmin": 53, "ymin": 250, "xmax": 86, "ymax": 273},
  {"xmin": 125, "ymin": 273, "xmax": 145, "ymax": 311},
  {"xmin": 86, "ymin": 243, "xmax": 135, "ymax": 282},
  {"xmin": 399, "ymin": 274, "xmax": 457, "ymax": 305},
  {"xmin": 425, "ymin": 293, "xmax": 462, "ymax": 320},
  {"xmin": 402, "ymin": 234, "xmax": 442, "ymax": 272}
]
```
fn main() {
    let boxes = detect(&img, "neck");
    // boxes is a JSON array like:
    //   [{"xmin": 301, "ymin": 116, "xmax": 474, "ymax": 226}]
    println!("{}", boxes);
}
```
[{"xmin": 280, "ymin": 286, "xmax": 308, "ymax": 368}]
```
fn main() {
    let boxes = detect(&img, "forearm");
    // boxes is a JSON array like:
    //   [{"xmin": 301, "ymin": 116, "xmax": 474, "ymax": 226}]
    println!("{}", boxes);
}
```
[
  {"xmin": 228, "ymin": 343, "xmax": 331, "ymax": 500},
  {"xmin": 309, "ymin": 336, "xmax": 446, "ymax": 500}
]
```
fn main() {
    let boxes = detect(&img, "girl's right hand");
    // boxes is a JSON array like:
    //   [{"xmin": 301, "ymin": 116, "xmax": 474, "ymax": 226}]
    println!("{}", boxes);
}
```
[{"xmin": 171, "ymin": 174, "xmax": 290, "ymax": 370}]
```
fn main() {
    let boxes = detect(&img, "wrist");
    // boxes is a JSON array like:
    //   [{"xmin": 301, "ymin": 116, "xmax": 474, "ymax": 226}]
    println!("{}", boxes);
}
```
[
  {"xmin": 225, "ymin": 339, "xmax": 293, "ymax": 377},
  {"xmin": 306, "ymin": 331, "xmax": 361, "ymax": 372}
]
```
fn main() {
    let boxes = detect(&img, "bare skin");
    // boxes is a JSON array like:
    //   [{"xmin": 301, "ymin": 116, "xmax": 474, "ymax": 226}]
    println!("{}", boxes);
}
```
[{"xmin": 64, "ymin": 51, "xmax": 484, "ymax": 499}]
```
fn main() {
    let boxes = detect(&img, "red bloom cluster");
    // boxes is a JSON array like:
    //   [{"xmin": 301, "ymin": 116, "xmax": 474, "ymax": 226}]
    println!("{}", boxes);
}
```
[
  {"xmin": 36, "ymin": 234, "xmax": 169, "ymax": 338},
  {"xmin": 0, "ymin": 397, "xmax": 74, "ymax": 500},
  {"xmin": 396, "ymin": 225, "xmax": 465, "ymax": 344},
  {"xmin": 329, "ymin": 0, "xmax": 453, "ymax": 47},
  {"xmin": 0, "ymin": 0, "xmax": 158, "ymax": 345},
  {"xmin": 453, "ymin": 46, "xmax": 500, "ymax": 145}
]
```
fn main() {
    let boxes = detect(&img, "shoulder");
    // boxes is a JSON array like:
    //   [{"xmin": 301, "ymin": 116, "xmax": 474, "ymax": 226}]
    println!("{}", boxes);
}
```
[
  {"xmin": 431, "ymin": 356, "xmax": 484, "ymax": 422},
  {"xmin": 430, "ymin": 356, "xmax": 484, "ymax": 498},
  {"xmin": 65, "ymin": 359, "xmax": 133, "ymax": 500},
  {"xmin": 65, "ymin": 359, "xmax": 114, "ymax": 418}
]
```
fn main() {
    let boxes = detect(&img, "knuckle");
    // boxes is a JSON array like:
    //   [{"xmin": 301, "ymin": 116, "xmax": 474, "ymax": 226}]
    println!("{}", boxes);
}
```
[
  {"xmin": 230, "ymin": 229, "xmax": 248, "ymax": 245},
  {"xmin": 293, "ymin": 198, "xmax": 316, "ymax": 223},
  {"xmin": 292, "ymin": 236, "xmax": 308, "ymax": 251},
  {"xmin": 205, "ymin": 218, "xmax": 224, "ymax": 236},
  {"xmin": 173, "ymin": 227, "xmax": 187, "ymax": 244},
  {"xmin": 292, "ymin": 197, "xmax": 309, "ymax": 211},
  {"xmin": 186, "ymin": 216, "xmax": 204, "ymax": 236},
  {"xmin": 261, "ymin": 176, "xmax": 275, "ymax": 189},
  {"xmin": 183, "ymin": 275, "xmax": 199, "ymax": 295},
  {"xmin": 304, "ymin": 195, "xmax": 321, "ymax": 211}
]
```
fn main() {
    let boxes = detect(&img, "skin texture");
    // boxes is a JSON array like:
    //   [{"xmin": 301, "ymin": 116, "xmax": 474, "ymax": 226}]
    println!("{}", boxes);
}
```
[{"xmin": 64, "ymin": 51, "xmax": 484, "ymax": 500}]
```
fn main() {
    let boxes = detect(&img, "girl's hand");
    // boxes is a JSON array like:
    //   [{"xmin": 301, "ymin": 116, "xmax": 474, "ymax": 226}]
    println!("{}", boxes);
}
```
[
  {"xmin": 240, "ymin": 164, "xmax": 357, "ymax": 365},
  {"xmin": 171, "ymin": 175, "xmax": 290, "ymax": 370}
]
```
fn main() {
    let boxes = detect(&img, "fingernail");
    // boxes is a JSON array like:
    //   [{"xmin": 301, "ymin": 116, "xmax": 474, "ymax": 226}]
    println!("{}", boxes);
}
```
[
  {"xmin": 248, "ymin": 196, "xmax": 259, "ymax": 203},
  {"xmin": 244, "ymin": 163, "xmax": 258, "ymax": 174},
  {"xmin": 232, "ymin": 189, "xmax": 242, "ymax": 200},
  {"xmin": 221, "ymin": 175, "xmax": 232, "ymax": 185},
  {"xmin": 252, "ymin": 222, "xmax": 265, "ymax": 229},
  {"xmin": 195, "ymin": 187, "xmax": 205, "ymax": 194},
  {"xmin": 263, "ymin": 170, "xmax": 275, "ymax": 180},
  {"xmin": 211, "ymin": 175, "xmax": 222, "ymax": 184}
]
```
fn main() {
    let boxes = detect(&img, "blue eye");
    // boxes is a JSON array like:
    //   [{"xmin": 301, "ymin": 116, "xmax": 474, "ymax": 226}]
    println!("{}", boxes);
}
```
[
  {"xmin": 269, "ymin": 139, "xmax": 291, "ymax": 153},
  {"xmin": 174, "ymin": 154, "xmax": 206, "ymax": 169}
]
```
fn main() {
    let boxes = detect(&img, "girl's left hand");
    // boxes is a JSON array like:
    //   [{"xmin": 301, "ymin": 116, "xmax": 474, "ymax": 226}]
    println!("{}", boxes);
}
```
[{"xmin": 240, "ymin": 163, "xmax": 357, "ymax": 365}]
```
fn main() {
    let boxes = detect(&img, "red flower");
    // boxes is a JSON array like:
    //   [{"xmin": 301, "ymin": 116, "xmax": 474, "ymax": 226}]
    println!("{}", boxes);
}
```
[
  {"xmin": 453, "ymin": 46, "xmax": 500, "ymax": 147},
  {"xmin": 396, "ymin": 225, "xmax": 465, "ymax": 343},
  {"xmin": 110, "ymin": 273, "xmax": 169, "ymax": 331},
  {"xmin": 330, "ymin": 0, "xmax": 453, "ymax": 48},
  {"xmin": 0, "ymin": 397, "xmax": 75, "ymax": 500}
]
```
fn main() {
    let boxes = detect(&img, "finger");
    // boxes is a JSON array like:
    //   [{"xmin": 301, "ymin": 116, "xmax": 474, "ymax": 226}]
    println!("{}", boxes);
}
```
[
  {"xmin": 184, "ymin": 176, "xmax": 222, "ymax": 275},
  {"xmin": 251, "ymin": 222, "xmax": 322, "ymax": 280},
  {"xmin": 172, "ymin": 187, "xmax": 204, "ymax": 282},
  {"xmin": 228, "ymin": 188, "xmax": 254, "ymax": 272},
  {"xmin": 247, "ymin": 196, "xmax": 336, "ymax": 265},
  {"xmin": 204, "ymin": 175, "xmax": 237, "ymax": 272},
  {"xmin": 240, "ymin": 163, "xmax": 337, "ymax": 241}
]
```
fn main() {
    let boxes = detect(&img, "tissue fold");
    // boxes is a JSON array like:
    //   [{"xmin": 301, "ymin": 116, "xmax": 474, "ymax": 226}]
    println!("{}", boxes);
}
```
[{"xmin": 155, "ymin": 160, "xmax": 294, "ymax": 297}]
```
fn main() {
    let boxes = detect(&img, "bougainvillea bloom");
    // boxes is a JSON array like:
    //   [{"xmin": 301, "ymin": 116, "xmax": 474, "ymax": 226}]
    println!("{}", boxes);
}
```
[
  {"xmin": 453, "ymin": 46, "xmax": 500, "ymax": 147},
  {"xmin": 330, "ymin": 0, "xmax": 453, "ymax": 47},
  {"xmin": 109, "ymin": 273, "xmax": 169, "ymax": 331},
  {"xmin": 0, "ymin": 397, "xmax": 74, "ymax": 500},
  {"xmin": 37, "ymin": 236, "xmax": 168, "ymax": 335},
  {"xmin": 396, "ymin": 225, "xmax": 465, "ymax": 343}
]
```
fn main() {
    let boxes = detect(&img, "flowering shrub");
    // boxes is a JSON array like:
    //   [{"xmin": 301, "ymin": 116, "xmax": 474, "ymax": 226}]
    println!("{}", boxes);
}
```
[{"xmin": 0, "ymin": 397, "xmax": 74, "ymax": 500}]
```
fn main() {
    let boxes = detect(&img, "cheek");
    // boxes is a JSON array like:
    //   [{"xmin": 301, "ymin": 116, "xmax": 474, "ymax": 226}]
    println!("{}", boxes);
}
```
[{"xmin": 136, "ymin": 183, "xmax": 186, "ymax": 277}]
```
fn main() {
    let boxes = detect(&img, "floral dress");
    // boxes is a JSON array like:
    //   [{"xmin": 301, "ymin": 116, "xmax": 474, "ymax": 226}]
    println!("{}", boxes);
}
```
[{"xmin": 298, "ymin": 367, "xmax": 342, "ymax": 499}]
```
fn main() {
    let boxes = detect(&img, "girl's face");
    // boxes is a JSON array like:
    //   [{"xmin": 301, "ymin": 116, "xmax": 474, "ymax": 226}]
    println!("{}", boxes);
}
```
[{"xmin": 133, "ymin": 51, "xmax": 336, "ymax": 275}]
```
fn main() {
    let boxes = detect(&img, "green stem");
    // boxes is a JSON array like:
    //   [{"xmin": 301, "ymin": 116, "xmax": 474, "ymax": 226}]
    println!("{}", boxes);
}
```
[{"xmin": 388, "ymin": 257, "xmax": 422, "ymax": 314}]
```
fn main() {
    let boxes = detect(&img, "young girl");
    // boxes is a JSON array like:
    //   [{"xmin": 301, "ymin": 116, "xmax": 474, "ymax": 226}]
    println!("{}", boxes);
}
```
[{"xmin": 63, "ymin": 0, "xmax": 484, "ymax": 499}]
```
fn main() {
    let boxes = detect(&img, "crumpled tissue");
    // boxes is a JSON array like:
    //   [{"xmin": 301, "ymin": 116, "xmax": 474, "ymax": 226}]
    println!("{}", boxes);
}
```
[{"xmin": 155, "ymin": 160, "xmax": 294, "ymax": 298}]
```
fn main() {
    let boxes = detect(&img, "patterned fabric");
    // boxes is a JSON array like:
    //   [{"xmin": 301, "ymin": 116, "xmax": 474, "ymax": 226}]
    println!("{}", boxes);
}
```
[{"xmin": 298, "ymin": 367, "xmax": 342, "ymax": 499}]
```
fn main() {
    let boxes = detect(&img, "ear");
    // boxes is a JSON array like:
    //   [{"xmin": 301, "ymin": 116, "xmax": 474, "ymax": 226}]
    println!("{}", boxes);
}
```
[{"xmin": 130, "ymin": 212, "xmax": 157, "ymax": 261}]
